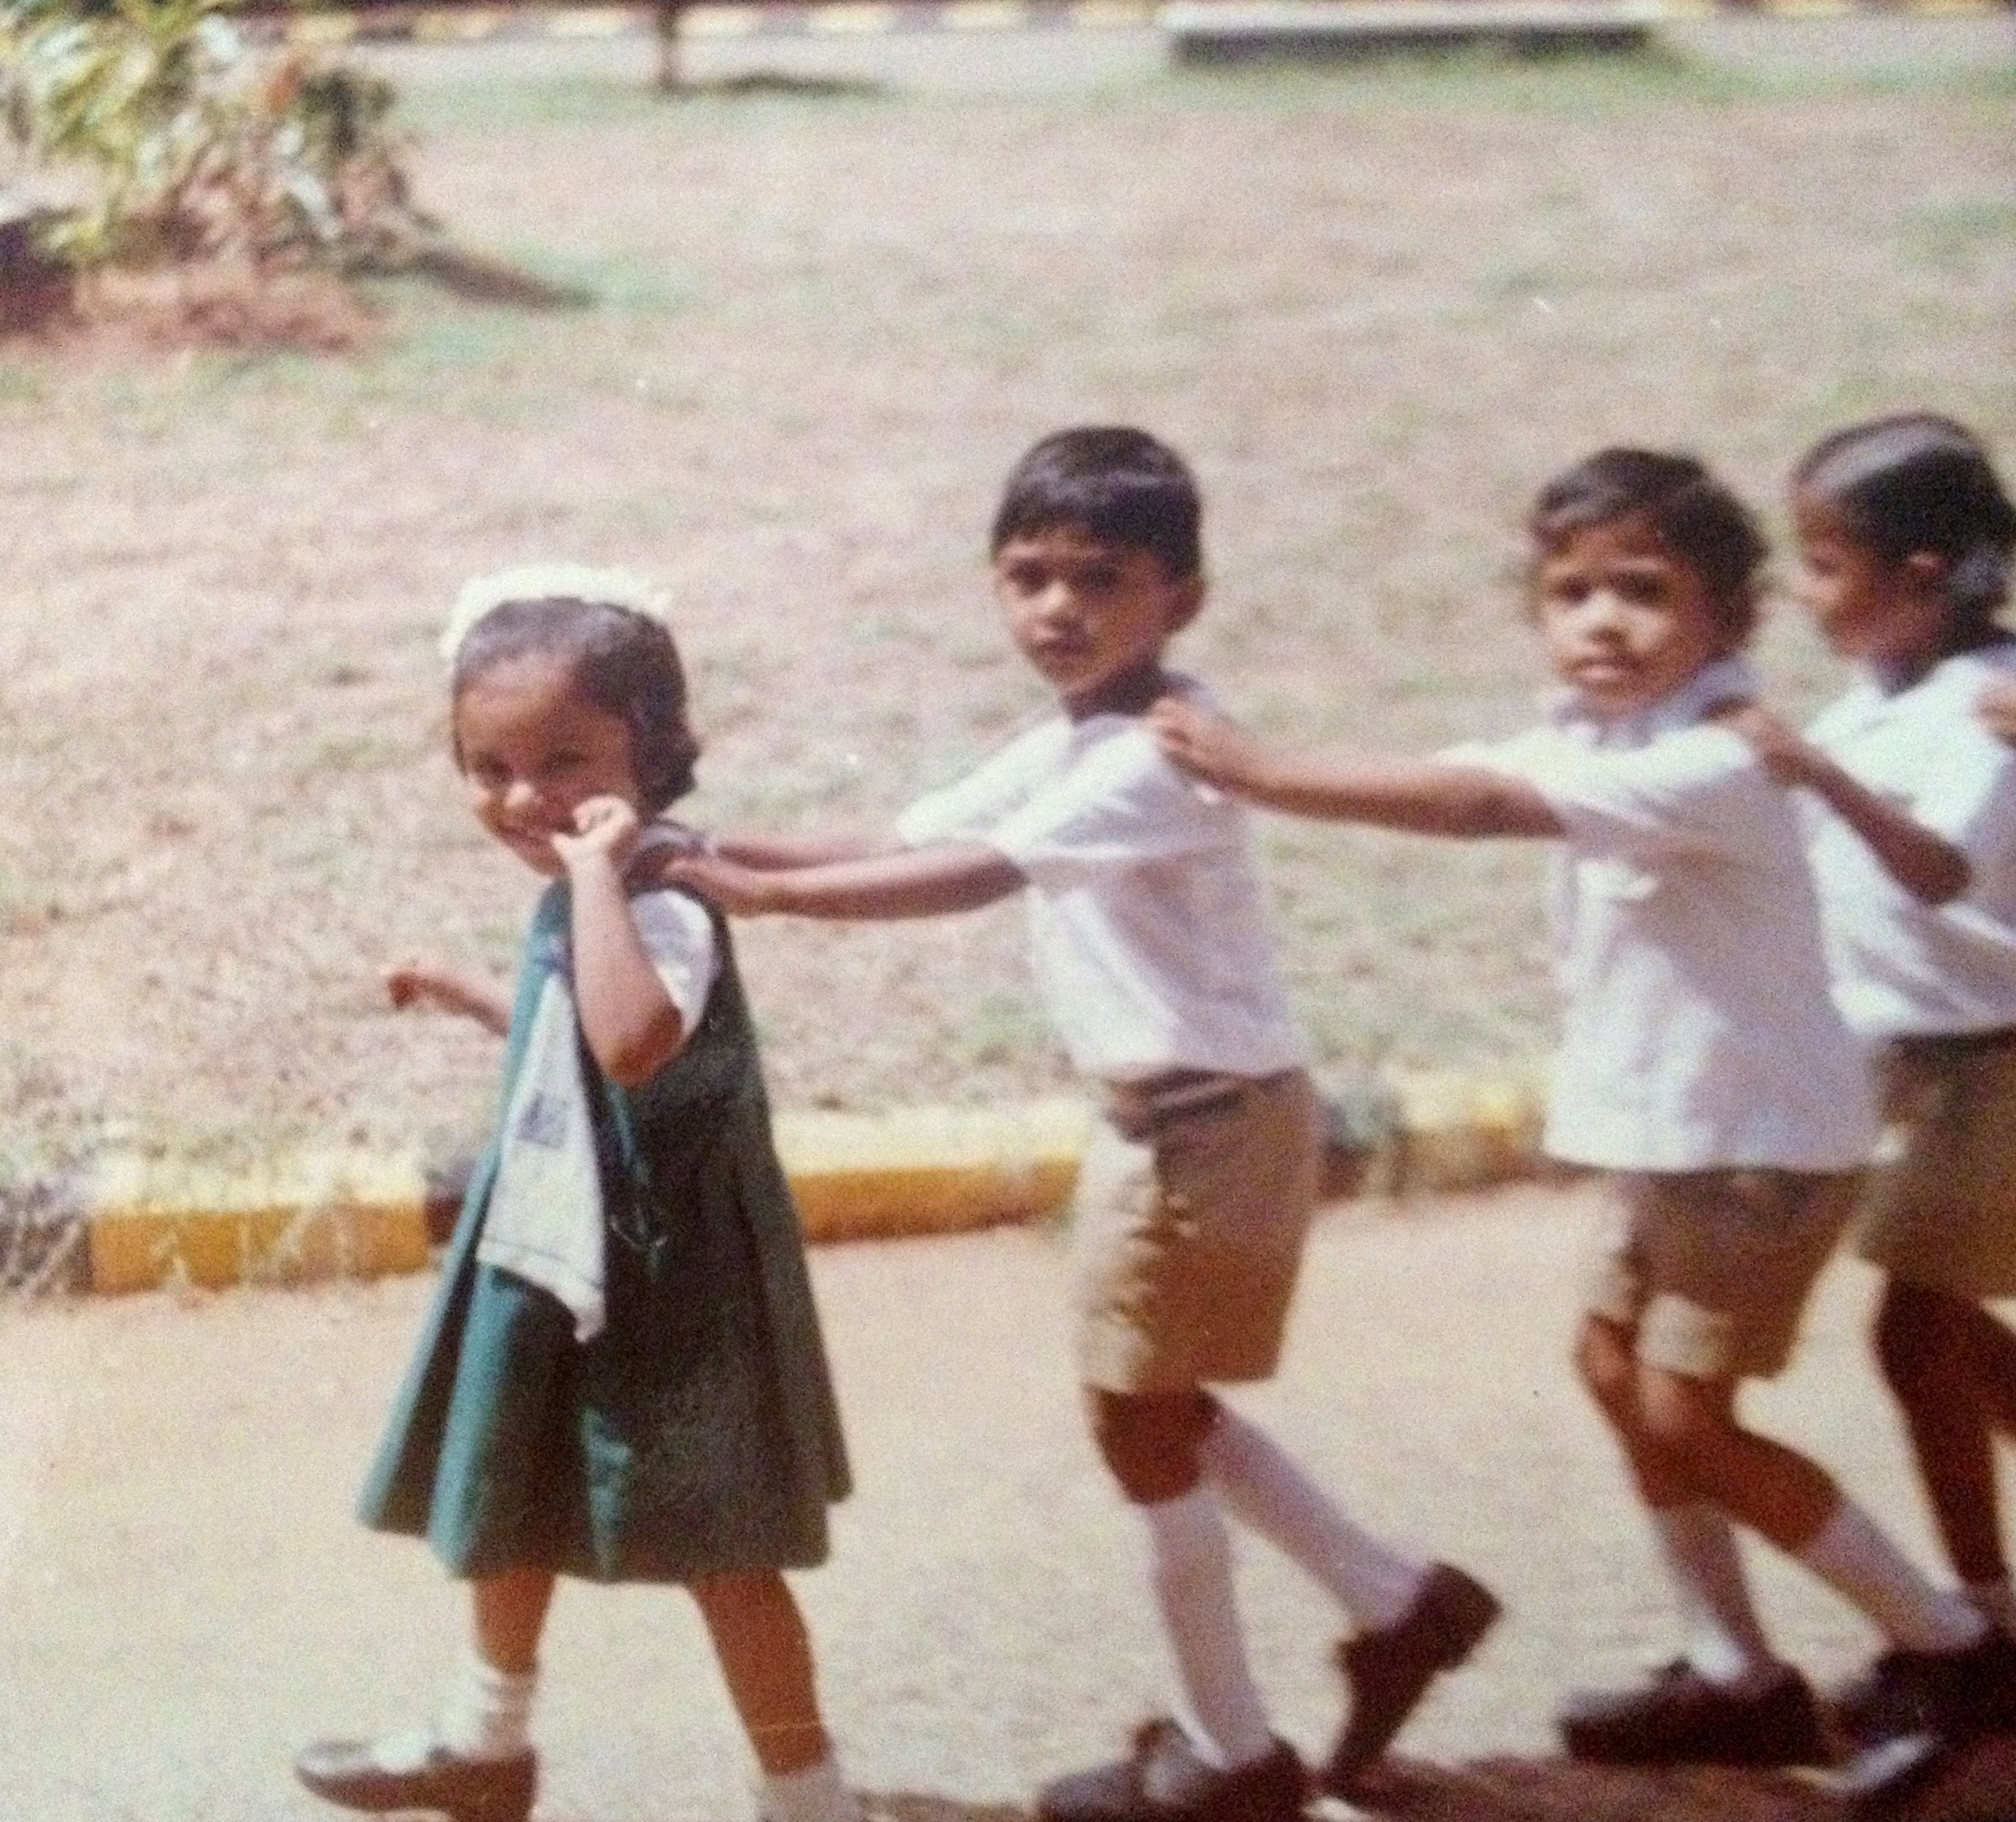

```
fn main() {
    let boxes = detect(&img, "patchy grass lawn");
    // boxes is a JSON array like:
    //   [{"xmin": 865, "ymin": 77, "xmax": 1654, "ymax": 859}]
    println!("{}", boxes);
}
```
[{"xmin": 2, "ymin": 47, "xmax": 2012, "ymax": 1173}]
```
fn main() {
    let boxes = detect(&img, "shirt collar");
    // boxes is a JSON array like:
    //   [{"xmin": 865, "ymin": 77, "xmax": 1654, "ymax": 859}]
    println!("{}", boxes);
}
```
[{"xmin": 1545, "ymin": 653, "xmax": 1758, "ymax": 749}]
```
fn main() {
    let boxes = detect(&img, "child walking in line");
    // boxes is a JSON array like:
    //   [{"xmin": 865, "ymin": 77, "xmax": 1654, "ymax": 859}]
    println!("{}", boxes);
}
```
[
  {"xmin": 1779, "ymin": 418, "xmax": 2016, "ymax": 1668},
  {"xmin": 1150, "ymin": 448, "xmax": 2016, "ymax": 1773},
  {"xmin": 668, "ymin": 428, "xmax": 1500, "ymax": 1822},
  {"xmin": 294, "ymin": 567, "xmax": 856, "ymax": 1822}
]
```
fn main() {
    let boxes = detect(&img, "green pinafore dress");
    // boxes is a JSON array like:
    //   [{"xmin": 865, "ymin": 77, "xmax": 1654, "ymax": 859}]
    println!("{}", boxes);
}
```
[{"xmin": 359, "ymin": 883, "xmax": 850, "ymax": 1581}]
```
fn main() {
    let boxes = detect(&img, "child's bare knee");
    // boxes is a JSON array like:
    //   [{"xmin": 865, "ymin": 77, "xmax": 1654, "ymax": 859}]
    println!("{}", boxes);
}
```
[
  {"xmin": 1574, "ymin": 1315, "xmax": 1637, "ymax": 1416},
  {"xmin": 1086, "ymin": 1387, "xmax": 1217, "ymax": 1504},
  {"xmin": 1636, "ymin": 1371, "xmax": 1729, "ymax": 1474}
]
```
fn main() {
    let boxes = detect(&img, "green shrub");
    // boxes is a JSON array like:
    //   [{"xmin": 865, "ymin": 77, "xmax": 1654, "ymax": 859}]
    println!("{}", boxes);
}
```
[{"xmin": 0, "ymin": 0, "xmax": 432, "ymax": 270}]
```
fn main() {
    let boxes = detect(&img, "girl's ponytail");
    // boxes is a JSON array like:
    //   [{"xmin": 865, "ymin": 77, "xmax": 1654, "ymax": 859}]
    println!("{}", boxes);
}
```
[{"xmin": 1950, "ymin": 543, "xmax": 2013, "ymax": 621}]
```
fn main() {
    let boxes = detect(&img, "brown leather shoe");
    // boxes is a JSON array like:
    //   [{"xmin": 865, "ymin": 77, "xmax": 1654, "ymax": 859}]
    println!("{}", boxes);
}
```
[
  {"xmin": 294, "ymin": 1733, "xmax": 538, "ymax": 1822},
  {"xmin": 1323, "ymin": 1563, "xmax": 1501, "ymax": 1797},
  {"xmin": 1036, "ymin": 1718, "xmax": 1306, "ymax": 1822},
  {"xmin": 1558, "ymin": 1659, "xmax": 1829, "ymax": 1767}
]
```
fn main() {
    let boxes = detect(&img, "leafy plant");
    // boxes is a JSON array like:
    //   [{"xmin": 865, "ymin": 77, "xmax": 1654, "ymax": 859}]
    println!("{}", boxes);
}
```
[{"xmin": 0, "ymin": 0, "xmax": 433, "ymax": 270}]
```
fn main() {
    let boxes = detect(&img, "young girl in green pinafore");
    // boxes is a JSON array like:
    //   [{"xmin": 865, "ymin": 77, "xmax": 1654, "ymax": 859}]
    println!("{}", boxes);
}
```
[{"xmin": 294, "ymin": 567, "xmax": 856, "ymax": 1822}]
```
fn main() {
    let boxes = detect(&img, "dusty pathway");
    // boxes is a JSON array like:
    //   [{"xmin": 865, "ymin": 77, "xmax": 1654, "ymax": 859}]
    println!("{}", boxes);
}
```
[{"xmin": 5, "ymin": 1183, "xmax": 2010, "ymax": 1821}]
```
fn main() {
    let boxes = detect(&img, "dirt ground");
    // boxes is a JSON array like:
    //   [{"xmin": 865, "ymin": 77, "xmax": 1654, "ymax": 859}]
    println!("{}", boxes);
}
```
[
  {"xmin": 2, "ymin": 41, "xmax": 2013, "ymax": 1173},
  {"xmin": 11, "ymin": 1183, "xmax": 2016, "ymax": 1822}
]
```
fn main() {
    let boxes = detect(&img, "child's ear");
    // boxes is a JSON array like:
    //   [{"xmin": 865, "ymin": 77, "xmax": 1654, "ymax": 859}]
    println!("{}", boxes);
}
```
[
  {"xmin": 1165, "ymin": 574, "xmax": 1207, "ymax": 634},
  {"xmin": 1904, "ymin": 549, "xmax": 1950, "ymax": 593}
]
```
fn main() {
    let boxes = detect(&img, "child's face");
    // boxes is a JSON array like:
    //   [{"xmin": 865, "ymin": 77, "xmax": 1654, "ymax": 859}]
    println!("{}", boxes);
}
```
[
  {"xmin": 1533, "ymin": 513, "xmax": 1733, "ymax": 718},
  {"xmin": 993, "ymin": 523, "xmax": 1202, "ymax": 716},
  {"xmin": 1792, "ymin": 492, "xmax": 1948, "ymax": 669},
  {"xmin": 454, "ymin": 652, "xmax": 642, "ymax": 876}
]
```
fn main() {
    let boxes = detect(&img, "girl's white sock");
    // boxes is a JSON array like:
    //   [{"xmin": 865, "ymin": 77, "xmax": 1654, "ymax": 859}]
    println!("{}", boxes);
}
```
[
  {"xmin": 1797, "ymin": 1502, "xmax": 1987, "ymax": 1653},
  {"xmin": 1650, "ymin": 1503, "xmax": 1771, "ymax": 1684},
  {"xmin": 1968, "ymin": 1578, "xmax": 2016, "ymax": 1637},
  {"xmin": 1200, "ymin": 1404, "xmax": 1426, "ymax": 1632},
  {"xmin": 436, "ymin": 1648, "xmax": 538, "ymax": 1762},
  {"xmin": 1142, "ymin": 1486, "xmax": 1276, "ymax": 1771},
  {"xmin": 757, "ymin": 1754, "xmax": 861, "ymax": 1822}
]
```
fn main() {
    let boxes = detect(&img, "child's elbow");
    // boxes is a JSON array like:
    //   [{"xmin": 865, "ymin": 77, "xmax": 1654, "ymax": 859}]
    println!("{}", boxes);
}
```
[{"xmin": 597, "ymin": 1010, "xmax": 688, "ymax": 1088}]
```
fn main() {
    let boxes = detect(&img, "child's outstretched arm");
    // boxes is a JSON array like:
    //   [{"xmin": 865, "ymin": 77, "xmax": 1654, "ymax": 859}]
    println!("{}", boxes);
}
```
[
  {"xmin": 385, "ymin": 961, "xmax": 512, "ymax": 1036},
  {"xmin": 1148, "ymin": 698, "xmax": 1562, "ymax": 839},
  {"xmin": 668, "ymin": 842, "xmax": 1023, "ymax": 921},
  {"xmin": 1718, "ymin": 704, "xmax": 1969, "ymax": 905},
  {"xmin": 554, "ymin": 797, "xmax": 689, "ymax": 1086},
  {"xmin": 707, "ymin": 830, "xmax": 903, "ymax": 870}
]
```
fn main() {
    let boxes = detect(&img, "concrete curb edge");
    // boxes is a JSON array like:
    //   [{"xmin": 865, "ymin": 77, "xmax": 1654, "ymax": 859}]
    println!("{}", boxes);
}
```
[
  {"xmin": 1, "ymin": 1066, "xmax": 1549, "ymax": 1296},
  {"xmin": 253, "ymin": 0, "xmax": 2012, "ymax": 50}
]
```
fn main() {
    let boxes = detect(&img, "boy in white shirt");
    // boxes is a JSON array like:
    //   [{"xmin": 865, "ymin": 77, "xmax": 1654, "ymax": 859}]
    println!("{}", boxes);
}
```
[
  {"xmin": 672, "ymin": 428, "xmax": 1500, "ymax": 1822},
  {"xmin": 1152, "ymin": 447, "xmax": 2016, "ymax": 1779}
]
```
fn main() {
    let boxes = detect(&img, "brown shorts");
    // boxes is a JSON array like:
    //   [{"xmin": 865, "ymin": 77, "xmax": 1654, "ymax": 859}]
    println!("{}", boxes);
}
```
[
  {"xmin": 1859, "ymin": 1031, "xmax": 2016, "ymax": 1299},
  {"xmin": 1583, "ymin": 1166, "xmax": 1861, "ymax": 1381},
  {"xmin": 1073, "ymin": 1068, "xmax": 1319, "ymax": 1394}
]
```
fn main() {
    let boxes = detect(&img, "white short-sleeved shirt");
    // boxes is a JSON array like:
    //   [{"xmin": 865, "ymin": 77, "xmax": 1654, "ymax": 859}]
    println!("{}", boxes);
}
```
[
  {"xmin": 1802, "ymin": 643, "xmax": 2016, "ymax": 1041},
  {"xmin": 1448, "ymin": 656, "xmax": 1878, "ymax": 1173},
  {"xmin": 629, "ymin": 890, "xmax": 720, "ymax": 1034},
  {"xmin": 894, "ymin": 682, "xmax": 1309, "ymax": 1083}
]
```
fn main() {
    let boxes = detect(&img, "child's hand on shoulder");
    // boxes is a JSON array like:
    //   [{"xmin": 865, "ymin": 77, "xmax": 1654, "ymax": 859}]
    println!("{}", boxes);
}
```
[
  {"xmin": 1979, "ymin": 677, "xmax": 2016, "ymax": 748},
  {"xmin": 663, "ymin": 852, "xmax": 780, "ymax": 916},
  {"xmin": 1149, "ymin": 696, "xmax": 1267, "ymax": 791},
  {"xmin": 1714, "ymin": 703, "xmax": 1820, "ymax": 787},
  {"xmin": 551, "ymin": 795, "xmax": 641, "ymax": 874}
]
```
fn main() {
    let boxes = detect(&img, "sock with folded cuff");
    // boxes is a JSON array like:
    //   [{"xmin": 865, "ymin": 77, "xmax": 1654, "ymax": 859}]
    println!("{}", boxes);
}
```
[
  {"xmin": 1797, "ymin": 1502, "xmax": 1987, "ymax": 1654},
  {"xmin": 436, "ymin": 1648, "xmax": 538, "ymax": 1763},
  {"xmin": 1201, "ymin": 1403, "xmax": 1426, "ymax": 1632},
  {"xmin": 1652, "ymin": 1502, "xmax": 1772, "ymax": 1685},
  {"xmin": 757, "ymin": 1754, "xmax": 861, "ymax": 1822},
  {"xmin": 1142, "ymin": 1486, "xmax": 1277, "ymax": 1771}
]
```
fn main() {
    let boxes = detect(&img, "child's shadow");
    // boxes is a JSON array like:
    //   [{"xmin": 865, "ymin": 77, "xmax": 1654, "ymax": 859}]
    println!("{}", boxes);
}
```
[
  {"xmin": 863, "ymin": 1795, "xmax": 1028, "ymax": 1822},
  {"xmin": 1345, "ymin": 1754, "xmax": 1833, "ymax": 1821},
  {"xmin": 1348, "ymin": 1737, "xmax": 2016, "ymax": 1822}
]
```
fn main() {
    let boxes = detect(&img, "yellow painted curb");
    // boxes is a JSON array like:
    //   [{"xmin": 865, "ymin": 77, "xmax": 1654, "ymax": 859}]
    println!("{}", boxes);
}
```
[
  {"xmin": 1382, "ymin": 1068, "xmax": 1549, "ymax": 1197},
  {"xmin": 85, "ymin": 1151, "xmax": 433, "ymax": 1294},
  {"xmin": 776, "ymin": 1096, "xmax": 1094, "ymax": 1243},
  {"xmin": 69, "ymin": 1072, "xmax": 1552, "ymax": 1293}
]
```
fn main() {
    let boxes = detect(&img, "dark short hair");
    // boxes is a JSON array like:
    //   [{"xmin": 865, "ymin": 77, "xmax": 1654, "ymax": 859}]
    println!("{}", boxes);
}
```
[
  {"xmin": 451, "ymin": 597, "xmax": 700, "ymax": 813},
  {"xmin": 1527, "ymin": 447, "xmax": 1768, "ymax": 646},
  {"xmin": 1794, "ymin": 413, "xmax": 2016, "ymax": 628},
  {"xmin": 990, "ymin": 426, "xmax": 1203, "ymax": 580}
]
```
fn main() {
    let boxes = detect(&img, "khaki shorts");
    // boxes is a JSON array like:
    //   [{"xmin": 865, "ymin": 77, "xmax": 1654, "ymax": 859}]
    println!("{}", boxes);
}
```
[
  {"xmin": 1584, "ymin": 1167, "xmax": 1860, "ymax": 1381},
  {"xmin": 1073, "ymin": 1068, "xmax": 1319, "ymax": 1394},
  {"xmin": 1859, "ymin": 1031, "xmax": 2016, "ymax": 1299}
]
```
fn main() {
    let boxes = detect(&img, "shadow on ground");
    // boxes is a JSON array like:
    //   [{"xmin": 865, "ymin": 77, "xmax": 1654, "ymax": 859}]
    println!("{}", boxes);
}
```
[
  {"xmin": 405, "ymin": 242, "xmax": 599, "ymax": 310},
  {"xmin": 864, "ymin": 1794, "xmax": 1030, "ymax": 1822},
  {"xmin": 668, "ymin": 72, "xmax": 886, "ymax": 98},
  {"xmin": 1352, "ymin": 1738, "xmax": 2016, "ymax": 1821}
]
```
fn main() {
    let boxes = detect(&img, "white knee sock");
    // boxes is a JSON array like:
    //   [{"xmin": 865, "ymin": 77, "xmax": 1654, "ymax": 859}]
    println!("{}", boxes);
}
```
[
  {"xmin": 1141, "ymin": 1487, "xmax": 1276, "ymax": 1771},
  {"xmin": 1797, "ymin": 1502, "xmax": 1987, "ymax": 1653},
  {"xmin": 1200, "ymin": 1404, "xmax": 1426, "ymax": 1632},
  {"xmin": 436, "ymin": 1648, "xmax": 538, "ymax": 1761},
  {"xmin": 1650, "ymin": 1503, "xmax": 1771, "ymax": 1683},
  {"xmin": 757, "ymin": 1754, "xmax": 861, "ymax": 1822}
]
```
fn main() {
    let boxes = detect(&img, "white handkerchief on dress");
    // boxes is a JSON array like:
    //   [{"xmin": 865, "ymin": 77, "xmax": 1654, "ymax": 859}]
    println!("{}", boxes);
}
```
[{"xmin": 477, "ymin": 972, "xmax": 607, "ymax": 1342}]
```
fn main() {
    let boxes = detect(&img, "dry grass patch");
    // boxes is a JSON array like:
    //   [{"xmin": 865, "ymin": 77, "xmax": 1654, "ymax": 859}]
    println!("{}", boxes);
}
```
[{"xmin": 2, "ymin": 51, "xmax": 2013, "ymax": 1175}]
